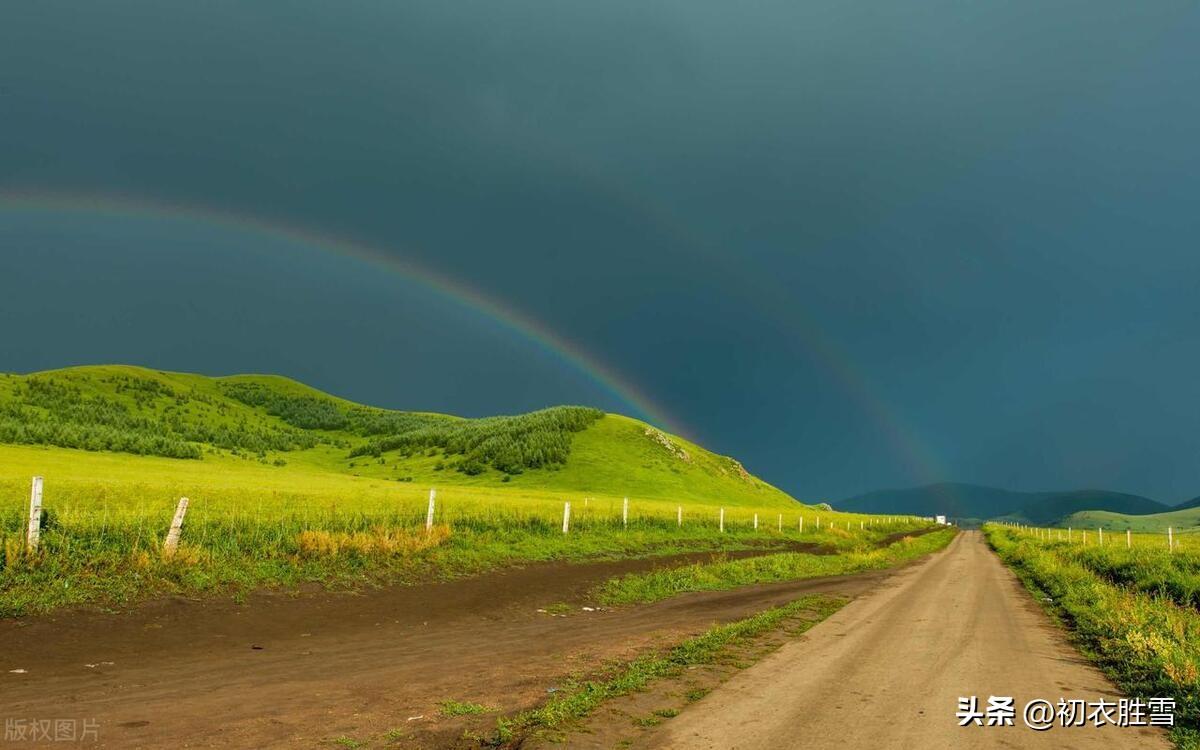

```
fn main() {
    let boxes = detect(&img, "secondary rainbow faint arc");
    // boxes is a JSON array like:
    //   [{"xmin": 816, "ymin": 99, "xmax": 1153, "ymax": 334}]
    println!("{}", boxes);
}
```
[{"xmin": 0, "ymin": 189, "xmax": 688, "ymax": 437}]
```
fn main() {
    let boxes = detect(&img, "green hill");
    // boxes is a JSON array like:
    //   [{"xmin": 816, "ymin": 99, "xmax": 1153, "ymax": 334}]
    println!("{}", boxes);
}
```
[
  {"xmin": 1060, "ymin": 506, "xmax": 1200, "ymax": 534},
  {"xmin": 0, "ymin": 364, "xmax": 793, "ymax": 507},
  {"xmin": 1002, "ymin": 489, "xmax": 1168, "ymax": 526}
]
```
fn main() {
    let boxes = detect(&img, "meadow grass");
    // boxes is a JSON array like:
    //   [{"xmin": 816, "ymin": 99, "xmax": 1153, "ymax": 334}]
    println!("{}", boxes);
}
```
[
  {"xmin": 984, "ymin": 524, "xmax": 1200, "ymax": 749},
  {"xmin": 0, "ymin": 444, "xmax": 915, "ymax": 617},
  {"xmin": 594, "ymin": 527, "xmax": 957, "ymax": 605}
]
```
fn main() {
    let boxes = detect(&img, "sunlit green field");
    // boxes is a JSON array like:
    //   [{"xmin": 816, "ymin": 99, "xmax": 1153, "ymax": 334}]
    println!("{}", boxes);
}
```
[
  {"xmin": 985, "ymin": 524, "xmax": 1200, "ymax": 749},
  {"xmin": 1060, "ymin": 506, "xmax": 1200, "ymax": 535},
  {"xmin": 0, "ymin": 443, "xmax": 917, "ymax": 617}
]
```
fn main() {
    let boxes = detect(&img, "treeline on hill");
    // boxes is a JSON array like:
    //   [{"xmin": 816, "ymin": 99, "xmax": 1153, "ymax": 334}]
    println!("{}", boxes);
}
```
[
  {"xmin": 221, "ymin": 381, "xmax": 605, "ymax": 475},
  {"xmin": 0, "ymin": 373, "xmax": 608, "ymax": 474},
  {"xmin": 0, "ymin": 375, "xmax": 317, "ymax": 460},
  {"xmin": 348, "ymin": 406, "xmax": 605, "ymax": 475},
  {"xmin": 218, "ymin": 382, "xmax": 449, "ymax": 435}
]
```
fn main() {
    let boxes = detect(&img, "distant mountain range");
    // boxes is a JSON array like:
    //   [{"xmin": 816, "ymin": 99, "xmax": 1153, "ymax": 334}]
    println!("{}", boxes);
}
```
[{"xmin": 836, "ymin": 482, "xmax": 1176, "ymax": 525}]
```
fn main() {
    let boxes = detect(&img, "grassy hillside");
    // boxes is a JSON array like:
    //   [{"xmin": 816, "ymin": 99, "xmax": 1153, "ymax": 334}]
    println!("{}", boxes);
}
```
[
  {"xmin": 1004, "ymin": 490, "xmax": 1169, "ymax": 526},
  {"xmin": 1060, "ymin": 506, "xmax": 1200, "ymax": 534},
  {"xmin": 0, "ymin": 365, "xmax": 792, "ymax": 506}
]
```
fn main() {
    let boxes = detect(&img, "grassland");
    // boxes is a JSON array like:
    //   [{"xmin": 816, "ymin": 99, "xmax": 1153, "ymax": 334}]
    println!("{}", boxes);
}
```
[
  {"xmin": 984, "ymin": 524, "xmax": 1200, "ymax": 749},
  {"xmin": 595, "ymin": 527, "xmax": 957, "ymax": 605},
  {"xmin": 1061, "ymin": 506, "xmax": 1200, "ymax": 535},
  {"xmin": 0, "ymin": 366, "xmax": 921, "ymax": 617}
]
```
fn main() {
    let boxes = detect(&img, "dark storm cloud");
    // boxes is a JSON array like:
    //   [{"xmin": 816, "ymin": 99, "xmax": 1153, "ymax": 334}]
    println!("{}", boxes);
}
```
[{"xmin": 2, "ymin": 0, "xmax": 1198, "ymax": 499}]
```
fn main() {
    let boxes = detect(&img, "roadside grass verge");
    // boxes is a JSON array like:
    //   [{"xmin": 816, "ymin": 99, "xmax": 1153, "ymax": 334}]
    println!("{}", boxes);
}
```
[
  {"xmin": 594, "ymin": 527, "xmax": 957, "ymax": 606},
  {"xmin": 984, "ymin": 524, "xmax": 1200, "ymax": 749},
  {"xmin": 1057, "ymin": 543, "xmax": 1200, "ymax": 610},
  {"xmin": 487, "ymin": 594, "xmax": 847, "ymax": 746}
]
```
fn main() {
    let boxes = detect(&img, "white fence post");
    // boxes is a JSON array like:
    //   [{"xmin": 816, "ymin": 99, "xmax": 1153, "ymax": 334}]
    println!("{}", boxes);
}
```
[
  {"xmin": 753, "ymin": 513, "xmax": 758, "ymax": 530},
  {"xmin": 677, "ymin": 506, "xmax": 682, "ymax": 527},
  {"xmin": 623, "ymin": 497, "xmax": 629, "ymax": 529},
  {"xmin": 1126, "ymin": 529, "xmax": 1131, "ymax": 549},
  {"xmin": 816, "ymin": 516, "xmax": 820, "ymax": 530},
  {"xmin": 799, "ymin": 516, "xmax": 804, "ymax": 533},
  {"xmin": 778, "ymin": 514, "xmax": 782, "ymax": 532},
  {"xmin": 1098, "ymin": 527, "xmax": 1103, "ymax": 546},
  {"xmin": 719, "ymin": 507, "xmax": 725, "ymax": 533},
  {"xmin": 164, "ymin": 497, "xmax": 189, "ymax": 555},
  {"xmin": 1168, "ymin": 527, "xmax": 1174, "ymax": 552},
  {"xmin": 562, "ymin": 501, "xmax": 571, "ymax": 534},
  {"xmin": 1068, "ymin": 527, "xmax": 1072, "ymax": 543},
  {"xmin": 426, "ymin": 488, "xmax": 436, "ymax": 531},
  {"xmin": 26, "ymin": 476, "xmax": 43, "ymax": 553}
]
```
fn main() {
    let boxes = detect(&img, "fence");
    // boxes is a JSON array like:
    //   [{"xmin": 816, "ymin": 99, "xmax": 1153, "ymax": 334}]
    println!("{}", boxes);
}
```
[
  {"xmin": 996, "ymin": 520, "xmax": 1189, "ymax": 553},
  {"xmin": 10, "ymin": 475, "xmax": 926, "ymax": 555}
]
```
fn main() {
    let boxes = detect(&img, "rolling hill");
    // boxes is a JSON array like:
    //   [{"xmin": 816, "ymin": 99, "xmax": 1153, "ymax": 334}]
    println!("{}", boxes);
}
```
[
  {"xmin": 1002, "ymin": 489, "xmax": 1168, "ymax": 526},
  {"xmin": 1173, "ymin": 495, "xmax": 1200, "ymax": 511},
  {"xmin": 1058, "ymin": 506, "xmax": 1200, "ymax": 534},
  {"xmin": 837, "ymin": 482, "xmax": 1169, "ymax": 526},
  {"xmin": 0, "ymin": 364, "xmax": 794, "ymax": 507}
]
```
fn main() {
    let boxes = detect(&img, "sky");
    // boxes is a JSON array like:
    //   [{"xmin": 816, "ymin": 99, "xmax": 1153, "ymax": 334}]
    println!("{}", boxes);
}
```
[{"xmin": 2, "ymin": 1, "xmax": 1199, "ymax": 502}]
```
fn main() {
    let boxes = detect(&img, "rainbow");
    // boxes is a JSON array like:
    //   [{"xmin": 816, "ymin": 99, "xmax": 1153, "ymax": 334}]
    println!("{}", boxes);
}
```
[
  {"xmin": 0, "ymin": 189, "xmax": 687, "ymax": 436},
  {"xmin": 509, "ymin": 156, "xmax": 953, "ymax": 489}
]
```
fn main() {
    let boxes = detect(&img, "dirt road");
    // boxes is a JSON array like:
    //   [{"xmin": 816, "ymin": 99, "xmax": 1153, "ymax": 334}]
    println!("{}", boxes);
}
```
[
  {"xmin": 647, "ymin": 531, "xmax": 1171, "ymax": 749},
  {"xmin": 1, "ymin": 546, "xmax": 895, "ymax": 749}
]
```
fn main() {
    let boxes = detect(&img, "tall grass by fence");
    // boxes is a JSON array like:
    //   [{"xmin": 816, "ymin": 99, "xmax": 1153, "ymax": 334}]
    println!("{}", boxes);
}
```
[{"xmin": 0, "ymin": 474, "xmax": 925, "ymax": 617}]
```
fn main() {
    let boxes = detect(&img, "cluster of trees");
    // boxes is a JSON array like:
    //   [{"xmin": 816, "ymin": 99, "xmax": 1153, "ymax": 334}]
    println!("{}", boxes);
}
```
[
  {"xmin": 1, "ymin": 375, "xmax": 606, "ymax": 472},
  {"xmin": 109, "ymin": 373, "xmax": 178, "ymax": 408},
  {"xmin": 220, "ymin": 382, "xmax": 449, "ymax": 435},
  {"xmin": 0, "ymin": 401, "xmax": 202, "ymax": 458},
  {"xmin": 0, "ymin": 377, "xmax": 316, "ymax": 459},
  {"xmin": 222, "ymin": 383, "xmax": 604, "ymax": 475},
  {"xmin": 163, "ymin": 413, "xmax": 317, "ymax": 454},
  {"xmin": 350, "ymin": 406, "xmax": 604, "ymax": 475}
]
